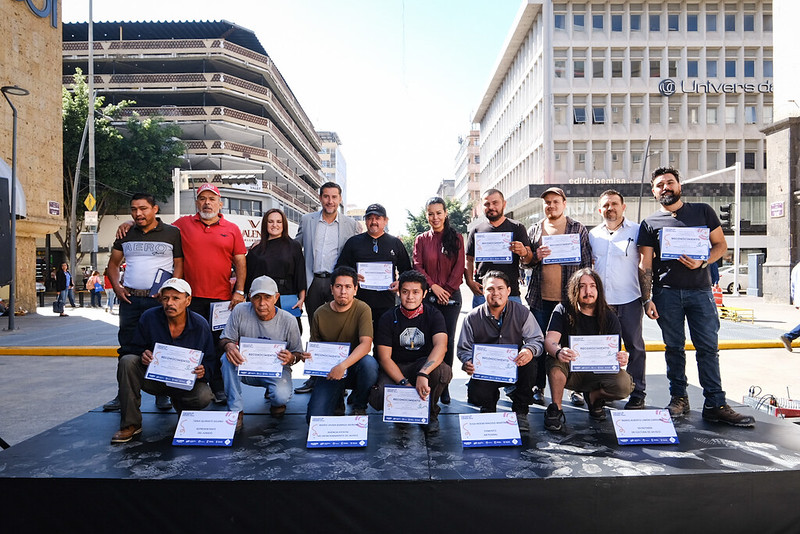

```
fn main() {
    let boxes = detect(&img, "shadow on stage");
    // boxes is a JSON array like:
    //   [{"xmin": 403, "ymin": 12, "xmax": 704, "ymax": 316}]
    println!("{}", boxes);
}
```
[{"xmin": 2, "ymin": 377, "xmax": 800, "ymax": 533}]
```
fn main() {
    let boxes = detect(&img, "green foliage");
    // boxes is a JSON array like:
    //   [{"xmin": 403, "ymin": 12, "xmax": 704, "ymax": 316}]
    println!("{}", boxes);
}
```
[{"xmin": 402, "ymin": 197, "xmax": 472, "ymax": 256}]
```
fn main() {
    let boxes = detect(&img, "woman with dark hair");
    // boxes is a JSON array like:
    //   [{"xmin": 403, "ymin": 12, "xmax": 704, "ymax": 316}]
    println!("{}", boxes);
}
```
[
  {"xmin": 412, "ymin": 197, "xmax": 465, "ymax": 404},
  {"xmin": 244, "ymin": 208, "xmax": 307, "ymax": 328}
]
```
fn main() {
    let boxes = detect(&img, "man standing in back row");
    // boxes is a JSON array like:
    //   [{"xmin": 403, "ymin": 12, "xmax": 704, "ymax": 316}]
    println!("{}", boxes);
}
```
[{"xmin": 638, "ymin": 167, "xmax": 754, "ymax": 427}]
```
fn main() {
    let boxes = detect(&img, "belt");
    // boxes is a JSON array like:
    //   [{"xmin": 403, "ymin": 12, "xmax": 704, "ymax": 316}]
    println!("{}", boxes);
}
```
[
  {"xmin": 125, "ymin": 287, "xmax": 152, "ymax": 297},
  {"xmin": 314, "ymin": 272, "xmax": 332, "ymax": 278}
]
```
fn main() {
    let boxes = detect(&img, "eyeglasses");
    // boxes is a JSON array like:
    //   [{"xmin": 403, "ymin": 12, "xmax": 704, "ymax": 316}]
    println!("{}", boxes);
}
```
[{"xmin": 373, "ymin": 238, "xmax": 378, "ymax": 254}]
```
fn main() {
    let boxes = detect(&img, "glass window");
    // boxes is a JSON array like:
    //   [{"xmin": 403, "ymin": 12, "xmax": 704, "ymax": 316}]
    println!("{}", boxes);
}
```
[
  {"xmin": 612, "ymin": 14, "xmax": 623, "ymax": 31},
  {"xmin": 725, "ymin": 105, "xmax": 737, "ymax": 124},
  {"xmin": 593, "ymin": 14, "xmax": 603, "ymax": 30},
  {"xmin": 707, "ymin": 60, "xmax": 718, "ymax": 77},
  {"xmin": 554, "ymin": 106, "xmax": 566, "ymax": 125},
  {"xmin": 650, "ymin": 60, "xmax": 661, "ymax": 77},
  {"xmin": 744, "ymin": 60, "xmax": 755, "ymax": 77},
  {"xmin": 555, "ymin": 60, "xmax": 566, "ymax": 78},
  {"xmin": 725, "ymin": 60, "xmax": 736, "ymax": 77},
  {"xmin": 612, "ymin": 60, "xmax": 623, "ymax": 77},
  {"xmin": 764, "ymin": 106, "xmax": 773, "ymax": 124},
  {"xmin": 689, "ymin": 105, "xmax": 700, "ymax": 124},
  {"xmin": 668, "ymin": 14, "xmax": 679, "ymax": 31},
  {"xmin": 707, "ymin": 150, "xmax": 719, "ymax": 170},
  {"xmin": 745, "ymin": 106, "xmax": 757, "ymax": 124},
  {"xmin": 687, "ymin": 14, "xmax": 698, "ymax": 31},
  {"xmin": 668, "ymin": 60, "xmax": 677, "ymax": 77},
  {"xmin": 611, "ymin": 105, "xmax": 623, "ymax": 124},
  {"xmin": 650, "ymin": 14, "xmax": 661, "ymax": 31},
  {"xmin": 631, "ymin": 104, "xmax": 643, "ymax": 124},
  {"xmin": 555, "ymin": 14, "xmax": 566, "ymax": 29},
  {"xmin": 725, "ymin": 152, "xmax": 736, "ymax": 167},
  {"xmin": 688, "ymin": 150, "xmax": 700, "ymax": 170},
  {"xmin": 631, "ymin": 60, "xmax": 642, "ymax": 77},
  {"xmin": 764, "ymin": 60, "xmax": 773, "ymax": 77},
  {"xmin": 631, "ymin": 13, "xmax": 641, "ymax": 30},
  {"xmin": 668, "ymin": 106, "xmax": 679, "ymax": 123},
  {"xmin": 688, "ymin": 60, "xmax": 699, "ymax": 77},
  {"xmin": 707, "ymin": 106, "xmax": 718, "ymax": 124},
  {"xmin": 764, "ymin": 14, "xmax": 773, "ymax": 31},
  {"xmin": 575, "ymin": 152, "xmax": 586, "ymax": 168},
  {"xmin": 650, "ymin": 105, "xmax": 661, "ymax": 124},
  {"xmin": 554, "ymin": 152, "xmax": 566, "ymax": 171},
  {"xmin": 725, "ymin": 14, "xmax": 735, "ymax": 31},
  {"xmin": 592, "ymin": 107, "xmax": 606, "ymax": 124},
  {"xmin": 593, "ymin": 60, "xmax": 604, "ymax": 78},
  {"xmin": 574, "ymin": 107, "xmax": 587, "ymax": 124},
  {"xmin": 612, "ymin": 151, "xmax": 624, "ymax": 171},
  {"xmin": 743, "ymin": 14, "xmax": 754, "ymax": 31},
  {"xmin": 574, "ymin": 14, "xmax": 585, "ymax": 30},
  {"xmin": 707, "ymin": 13, "xmax": 717, "ymax": 31},
  {"xmin": 574, "ymin": 60, "xmax": 585, "ymax": 78}
]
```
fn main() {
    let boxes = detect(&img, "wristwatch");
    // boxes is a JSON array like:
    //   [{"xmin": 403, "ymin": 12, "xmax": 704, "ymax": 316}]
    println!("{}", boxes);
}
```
[
  {"xmin": 398, "ymin": 378, "xmax": 409, "ymax": 386},
  {"xmin": 700, "ymin": 261, "xmax": 709, "ymax": 269},
  {"xmin": 235, "ymin": 290, "xmax": 245, "ymax": 296}
]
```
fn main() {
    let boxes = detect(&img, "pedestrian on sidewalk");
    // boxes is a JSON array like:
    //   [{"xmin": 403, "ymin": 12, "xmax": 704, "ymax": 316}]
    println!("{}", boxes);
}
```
[
  {"xmin": 88, "ymin": 270, "xmax": 103, "ymax": 308},
  {"xmin": 103, "ymin": 267, "xmax": 116, "ymax": 314},
  {"xmin": 780, "ymin": 262, "xmax": 800, "ymax": 352}
]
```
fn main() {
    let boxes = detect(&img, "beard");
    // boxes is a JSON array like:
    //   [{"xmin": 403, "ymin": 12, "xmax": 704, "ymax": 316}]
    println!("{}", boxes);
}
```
[
  {"xmin": 199, "ymin": 210, "xmax": 219, "ymax": 220},
  {"xmin": 658, "ymin": 191, "xmax": 681, "ymax": 206},
  {"xmin": 486, "ymin": 211, "xmax": 502, "ymax": 222}
]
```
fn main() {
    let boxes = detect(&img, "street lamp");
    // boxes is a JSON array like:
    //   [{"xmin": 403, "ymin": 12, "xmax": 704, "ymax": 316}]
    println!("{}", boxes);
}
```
[{"xmin": 2, "ymin": 85, "xmax": 30, "ymax": 331}]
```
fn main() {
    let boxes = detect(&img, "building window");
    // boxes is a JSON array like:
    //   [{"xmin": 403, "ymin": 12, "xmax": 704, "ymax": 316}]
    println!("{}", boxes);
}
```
[
  {"xmin": 650, "ymin": 14, "xmax": 660, "ymax": 32},
  {"xmin": 593, "ymin": 14, "xmax": 603, "ymax": 30},
  {"xmin": 555, "ymin": 14, "xmax": 566, "ymax": 29},
  {"xmin": 724, "ymin": 14, "xmax": 735, "ymax": 31},
  {"xmin": 688, "ymin": 150, "xmax": 700, "ymax": 170},
  {"xmin": 612, "ymin": 14, "xmax": 623, "ymax": 32},
  {"xmin": 575, "ymin": 152, "xmax": 586, "ymax": 168},
  {"xmin": 554, "ymin": 152, "xmax": 566, "ymax": 171},
  {"xmin": 764, "ymin": 60, "xmax": 773, "ymax": 77},
  {"xmin": 593, "ymin": 60, "xmax": 604, "ymax": 78},
  {"xmin": 611, "ymin": 105, "xmax": 623, "ymax": 124},
  {"xmin": 668, "ymin": 14, "xmax": 679, "ymax": 31},
  {"xmin": 631, "ymin": 104, "xmax": 643, "ymax": 124},
  {"xmin": 650, "ymin": 105, "xmax": 661, "ymax": 124},
  {"xmin": 554, "ymin": 106, "xmax": 566, "ymax": 125},
  {"xmin": 687, "ymin": 14, "xmax": 698, "ymax": 31},
  {"xmin": 592, "ymin": 107, "xmax": 606, "ymax": 124},
  {"xmin": 744, "ymin": 60, "xmax": 755, "ymax": 77},
  {"xmin": 708, "ymin": 150, "xmax": 719, "ymax": 170},
  {"xmin": 707, "ymin": 106, "xmax": 718, "ymax": 124},
  {"xmin": 745, "ymin": 106, "xmax": 757, "ymax": 124},
  {"xmin": 612, "ymin": 60, "xmax": 623, "ymax": 78},
  {"xmin": 707, "ymin": 13, "xmax": 717, "ymax": 31},
  {"xmin": 592, "ymin": 150, "xmax": 605, "ymax": 170},
  {"xmin": 687, "ymin": 60, "xmax": 699, "ymax": 77},
  {"xmin": 574, "ymin": 107, "xmax": 587, "ymax": 124},
  {"xmin": 574, "ymin": 14, "xmax": 585, "ymax": 30},
  {"xmin": 743, "ymin": 14, "xmax": 754, "ymax": 31},
  {"xmin": 725, "ymin": 152, "xmax": 736, "ymax": 167},
  {"xmin": 689, "ymin": 104, "xmax": 700, "ymax": 124},
  {"xmin": 764, "ymin": 14, "xmax": 773, "ymax": 31},
  {"xmin": 574, "ymin": 60, "xmax": 585, "ymax": 78},
  {"xmin": 726, "ymin": 105, "xmax": 737, "ymax": 124},
  {"xmin": 668, "ymin": 60, "xmax": 677, "ymax": 77},
  {"xmin": 555, "ymin": 60, "xmax": 566, "ymax": 78},
  {"xmin": 611, "ymin": 151, "xmax": 624, "ymax": 171},
  {"xmin": 707, "ymin": 60, "xmax": 718, "ymax": 77},
  {"xmin": 650, "ymin": 60, "xmax": 661, "ymax": 77},
  {"xmin": 725, "ymin": 60, "xmax": 736, "ymax": 77},
  {"xmin": 668, "ymin": 106, "xmax": 679, "ymax": 123},
  {"xmin": 631, "ymin": 13, "xmax": 641, "ymax": 31},
  {"xmin": 631, "ymin": 60, "xmax": 642, "ymax": 77},
  {"xmin": 764, "ymin": 106, "xmax": 773, "ymax": 124}
]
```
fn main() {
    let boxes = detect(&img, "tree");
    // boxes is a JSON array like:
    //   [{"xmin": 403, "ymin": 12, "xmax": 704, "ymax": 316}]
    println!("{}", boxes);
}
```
[
  {"xmin": 59, "ymin": 69, "xmax": 185, "ymax": 259},
  {"xmin": 401, "ymin": 198, "xmax": 472, "ymax": 256}
]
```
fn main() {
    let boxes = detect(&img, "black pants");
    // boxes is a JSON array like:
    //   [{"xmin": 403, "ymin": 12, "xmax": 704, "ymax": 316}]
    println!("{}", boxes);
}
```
[
  {"xmin": 305, "ymin": 276, "xmax": 333, "ymax": 330},
  {"xmin": 467, "ymin": 358, "xmax": 537, "ymax": 414},
  {"xmin": 430, "ymin": 292, "xmax": 462, "ymax": 370}
]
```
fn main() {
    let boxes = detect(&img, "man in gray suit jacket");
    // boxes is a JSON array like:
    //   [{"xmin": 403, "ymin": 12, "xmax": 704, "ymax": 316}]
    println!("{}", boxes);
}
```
[{"xmin": 294, "ymin": 182, "xmax": 360, "ymax": 393}]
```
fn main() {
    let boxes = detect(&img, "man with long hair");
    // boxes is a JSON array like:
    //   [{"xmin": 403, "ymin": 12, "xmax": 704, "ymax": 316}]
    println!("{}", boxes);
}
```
[{"xmin": 542, "ymin": 268, "xmax": 633, "ymax": 431}]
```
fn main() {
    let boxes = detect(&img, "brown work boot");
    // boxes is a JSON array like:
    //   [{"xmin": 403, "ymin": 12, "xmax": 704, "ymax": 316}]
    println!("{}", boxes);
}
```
[
  {"xmin": 235, "ymin": 412, "xmax": 243, "ymax": 432},
  {"xmin": 111, "ymin": 425, "xmax": 141, "ymax": 444},
  {"xmin": 270, "ymin": 404, "xmax": 287, "ymax": 418}
]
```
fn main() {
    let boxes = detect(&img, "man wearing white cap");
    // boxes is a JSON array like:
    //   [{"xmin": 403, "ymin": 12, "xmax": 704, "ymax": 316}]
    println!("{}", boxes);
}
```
[
  {"xmin": 112, "ymin": 278, "xmax": 215, "ymax": 443},
  {"xmin": 219, "ymin": 275, "xmax": 305, "ymax": 430}
]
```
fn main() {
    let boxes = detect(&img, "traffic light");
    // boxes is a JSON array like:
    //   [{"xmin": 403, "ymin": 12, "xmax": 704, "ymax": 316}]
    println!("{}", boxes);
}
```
[{"xmin": 719, "ymin": 203, "xmax": 733, "ymax": 230}]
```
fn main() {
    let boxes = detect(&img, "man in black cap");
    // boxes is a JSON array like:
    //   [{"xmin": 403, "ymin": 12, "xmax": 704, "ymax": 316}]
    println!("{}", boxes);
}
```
[{"xmin": 337, "ymin": 203, "xmax": 412, "ymax": 334}]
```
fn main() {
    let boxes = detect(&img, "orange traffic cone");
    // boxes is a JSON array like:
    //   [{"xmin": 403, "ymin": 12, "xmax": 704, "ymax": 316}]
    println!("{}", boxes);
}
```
[{"xmin": 713, "ymin": 284, "xmax": 723, "ymax": 307}]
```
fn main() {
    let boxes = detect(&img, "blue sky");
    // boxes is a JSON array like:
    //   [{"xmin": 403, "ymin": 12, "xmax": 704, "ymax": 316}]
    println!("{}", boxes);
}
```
[{"xmin": 63, "ymin": 0, "xmax": 521, "ymax": 231}]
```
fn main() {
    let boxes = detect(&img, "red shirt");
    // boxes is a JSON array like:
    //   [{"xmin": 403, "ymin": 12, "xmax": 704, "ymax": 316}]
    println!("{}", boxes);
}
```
[
  {"xmin": 412, "ymin": 229, "xmax": 465, "ymax": 294},
  {"xmin": 173, "ymin": 213, "xmax": 246, "ymax": 299}
]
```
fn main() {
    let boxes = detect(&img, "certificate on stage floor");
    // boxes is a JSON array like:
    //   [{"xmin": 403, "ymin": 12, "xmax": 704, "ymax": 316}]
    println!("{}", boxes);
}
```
[
  {"xmin": 611, "ymin": 409, "xmax": 679, "ymax": 445},
  {"xmin": 383, "ymin": 385, "xmax": 429, "ymax": 424},
  {"xmin": 474, "ymin": 232, "xmax": 513, "ymax": 264},
  {"xmin": 459, "ymin": 412, "xmax": 522, "ymax": 448},
  {"xmin": 307, "ymin": 416, "xmax": 369, "ymax": 448},
  {"xmin": 173, "ymin": 410, "xmax": 238, "ymax": 447},
  {"xmin": 570, "ymin": 335, "xmax": 620, "ymax": 373},
  {"xmin": 145, "ymin": 342, "xmax": 202, "ymax": 391},
  {"xmin": 210, "ymin": 301, "xmax": 231, "ymax": 331},
  {"xmin": 304, "ymin": 341, "xmax": 350, "ymax": 377},
  {"xmin": 472, "ymin": 344, "xmax": 518, "ymax": 383},
  {"xmin": 542, "ymin": 234, "xmax": 582, "ymax": 264},
  {"xmin": 357, "ymin": 261, "xmax": 394, "ymax": 290},
  {"xmin": 659, "ymin": 227, "xmax": 710, "ymax": 260},
  {"xmin": 237, "ymin": 337, "xmax": 285, "ymax": 378}
]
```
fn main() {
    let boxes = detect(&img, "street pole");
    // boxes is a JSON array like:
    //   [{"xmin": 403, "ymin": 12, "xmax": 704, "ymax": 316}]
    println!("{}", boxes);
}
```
[{"xmin": 88, "ymin": 0, "xmax": 97, "ymax": 270}]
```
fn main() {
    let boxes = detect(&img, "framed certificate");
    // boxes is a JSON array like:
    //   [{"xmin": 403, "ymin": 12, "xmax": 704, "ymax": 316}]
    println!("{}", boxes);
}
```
[
  {"xmin": 570, "ymin": 335, "xmax": 620, "ymax": 373},
  {"xmin": 474, "ymin": 232, "xmax": 513, "ymax": 264},
  {"xmin": 611, "ymin": 409, "xmax": 679, "ymax": 445},
  {"xmin": 659, "ymin": 227, "xmax": 710, "ymax": 260},
  {"xmin": 383, "ymin": 385, "xmax": 429, "ymax": 424},
  {"xmin": 237, "ymin": 337, "xmax": 286, "ymax": 377},
  {"xmin": 542, "ymin": 234, "xmax": 582, "ymax": 264},
  {"xmin": 307, "ymin": 416, "xmax": 369, "ymax": 448},
  {"xmin": 210, "ymin": 300, "xmax": 231, "ymax": 331},
  {"xmin": 173, "ymin": 410, "xmax": 238, "ymax": 447},
  {"xmin": 459, "ymin": 412, "xmax": 522, "ymax": 448},
  {"xmin": 304, "ymin": 341, "xmax": 350, "ymax": 377},
  {"xmin": 357, "ymin": 261, "xmax": 394, "ymax": 290},
  {"xmin": 145, "ymin": 342, "xmax": 202, "ymax": 391},
  {"xmin": 472, "ymin": 344, "xmax": 518, "ymax": 383}
]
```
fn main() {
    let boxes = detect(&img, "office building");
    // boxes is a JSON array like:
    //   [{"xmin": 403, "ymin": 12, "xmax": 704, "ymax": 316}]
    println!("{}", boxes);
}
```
[
  {"xmin": 318, "ymin": 130, "xmax": 348, "ymax": 207},
  {"xmin": 453, "ymin": 129, "xmax": 481, "ymax": 218}
]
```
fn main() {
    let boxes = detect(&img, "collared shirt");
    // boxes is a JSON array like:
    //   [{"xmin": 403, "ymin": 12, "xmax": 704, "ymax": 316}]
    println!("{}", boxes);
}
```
[
  {"xmin": 589, "ymin": 218, "xmax": 641, "ymax": 305},
  {"xmin": 113, "ymin": 218, "xmax": 183, "ymax": 290},
  {"xmin": 313, "ymin": 212, "xmax": 340, "ymax": 274}
]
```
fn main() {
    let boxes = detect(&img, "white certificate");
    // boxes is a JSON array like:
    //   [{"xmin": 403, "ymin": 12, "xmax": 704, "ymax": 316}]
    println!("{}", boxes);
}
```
[
  {"xmin": 611, "ymin": 409, "xmax": 680, "ymax": 445},
  {"xmin": 304, "ymin": 341, "xmax": 349, "ymax": 377},
  {"xmin": 659, "ymin": 226, "xmax": 710, "ymax": 260},
  {"xmin": 383, "ymin": 385, "xmax": 429, "ymax": 424},
  {"xmin": 357, "ymin": 261, "xmax": 394, "ymax": 290},
  {"xmin": 459, "ymin": 412, "xmax": 522, "ymax": 448},
  {"xmin": 474, "ymin": 231, "xmax": 513, "ymax": 264},
  {"xmin": 237, "ymin": 337, "xmax": 286, "ymax": 378},
  {"xmin": 145, "ymin": 342, "xmax": 202, "ymax": 391},
  {"xmin": 542, "ymin": 234, "xmax": 582, "ymax": 264},
  {"xmin": 570, "ymin": 335, "xmax": 620, "ymax": 373},
  {"xmin": 210, "ymin": 300, "xmax": 231, "ymax": 331},
  {"xmin": 472, "ymin": 344, "xmax": 518, "ymax": 384},
  {"xmin": 307, "ymin": 415, "xmax": 369, "ymax": 448},
  {"xmin": 172, "ymin": 410, "xmax": 238, "ymax": 447}
]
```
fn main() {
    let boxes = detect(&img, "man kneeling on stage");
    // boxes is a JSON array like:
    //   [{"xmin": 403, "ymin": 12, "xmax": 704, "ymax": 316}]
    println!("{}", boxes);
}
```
[
  {"xmin": 369, "ymin": 270, "xmax": 452, "ymax": 434},
  {"xmin": 111, "ymin": 279, "xmax": 214, "ymax": 443},
  {"xmin": 543, "ymin": 268, "xmax": 634, "ymax": 432}
]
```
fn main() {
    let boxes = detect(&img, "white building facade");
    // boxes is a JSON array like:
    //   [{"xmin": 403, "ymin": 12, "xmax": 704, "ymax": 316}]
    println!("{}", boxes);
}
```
[
  {"xmin": 318, "ymin": 131, "xmax": 348, "ymax": 207},
  {"xmin": 453, "ymin": 129, "xmax": 481, "ymax": 218}
]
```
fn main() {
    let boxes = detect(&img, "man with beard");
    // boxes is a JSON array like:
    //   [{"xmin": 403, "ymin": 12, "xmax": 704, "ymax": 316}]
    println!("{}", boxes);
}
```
[
  {"xmin": 542, "ymin": 269, "xmax": 633, "ymax": 431},
  {"xmin": 465, "ymin": 189, "xmax": 531, "ymax": 308},
  {"xmin": 589, "ymin": 190, "xmax": 648, "ymax": 409},
  {"xmin": 638, "ymin": 167, "xmax": 754, "ymax": 427},
  {"xmin": 522, "ymin": 187, "xmax": 592, "ymax": 407}
]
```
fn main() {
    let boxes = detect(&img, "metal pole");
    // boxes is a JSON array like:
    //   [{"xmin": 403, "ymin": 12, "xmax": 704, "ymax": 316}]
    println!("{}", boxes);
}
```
[
  {"xmin": 733, "ymin": 162, "xmax": 742, "ymax": 296},
  {"xmin": 637, "ymin": 136, "xmax": 652, "ymax": 222},
  {"xmin": 4, "ymin": 95, "xmax": 17, "ymax": 330},
  {"xmin": 70, "ymin": 111, "xmax": 90, "ymax": 284},
  {"xmin": 88, "ymin": 0, "xmax": 97, "ymax": 269}
]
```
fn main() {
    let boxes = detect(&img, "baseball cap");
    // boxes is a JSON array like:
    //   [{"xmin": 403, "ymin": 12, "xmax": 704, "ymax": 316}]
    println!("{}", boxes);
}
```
[
  {"xmin": 540, "ymin": 187, "xmax": 567, "ymax": 200},
  {"xmin": 365, "ymin": 203, "xmax": 387, "ymax": 217},
  {"xmin": 249, "ymin": 276, "xmax": 279, "ymax": 297},
  {"xmin": 159, "ymin": 278, "xmax": 192, "ymax": 296},
  {"xmin": 197, "ymin": 183, "xmax": 220, "ymax": 197}
]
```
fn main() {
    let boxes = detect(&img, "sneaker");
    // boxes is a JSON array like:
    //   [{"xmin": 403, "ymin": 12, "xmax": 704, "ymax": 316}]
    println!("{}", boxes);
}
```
[
  {"xmin": 424, "ymin": 414, "xmax": 440, "ymax": 434},
  {"xmin": 155, "ymin": 395, "xmax": 172, "ymax": 410},
  {"xmin": 780, "ymin": 334, "xmax": 793, "ymax": 352},
  {"xmin": 294, "ymin": 377, "xmax": 316, "ymax": 394},
  {"xmin": 270, "ymin": 404, "xmax": 286, "ymax": 418},
  {"xmin": 352, "ymin": 407, "xmax": 367, "ymax": 416},
  {"xmin": 587, "ymin": 393, "xmax": 606, "ymax": 421},
  {"xmin": 213, "ymin": 390, "xmax": 228, "ymax": 404},
  {"xmin": 544, "ymin": 403, "xmax": 565, "ymax": 431},
  {"xmin": 666, "ymin": 395, "xmax": 690, "ymax": 418},
  {"xmin": 570, "ymin": 390, "xmax": 585, "ymax": 407},
  {"xmin": 702, "ymin": 404, "xmax": 756, "ymax": 427},
  {"xmin": 532, "ymin": 387, "xmax": 546, "ymax": 406},
  {"xmin": 516, "ymin": 412, "xmax": 530, "ymax": 433},
  {"xmin": 102, "ymin": 396, "xmax": 120, "ymax": 412},
  {"xmin": 624, "ymin": 396, "xmax": 646, "ymax": 410},
  {"xmin": 111, "ymin": 425, "xmax": 141, "ymax": 444}
]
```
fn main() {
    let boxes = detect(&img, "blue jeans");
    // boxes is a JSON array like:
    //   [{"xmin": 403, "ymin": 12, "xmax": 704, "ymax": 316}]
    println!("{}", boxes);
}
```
[
  {"xmin": 221, "ymin": 354, "xmax": 293, "ymax": 412},
  {"xmin": 472, "ymin": 295, "xmax": 522, "ymax": 308},
  {"xmin": 652, "ymin": 286, "xmax": 725, "ymax": 406},
  {"xmin": 305, "ymin": 355, "xmax": 379, "ymax": 422},
  {"xmin": 58, "ymin": 288, "xmax": 75, "ymax": 307},
  {"xmin": 785, "ymin": 323, "xmax": 800, "ymax": 340}
]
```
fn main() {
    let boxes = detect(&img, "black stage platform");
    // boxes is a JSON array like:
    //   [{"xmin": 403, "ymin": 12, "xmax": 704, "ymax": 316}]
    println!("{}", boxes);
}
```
[{"xmin": 2, "ymin": 377, "xmax": 800, "ymax": 533}]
